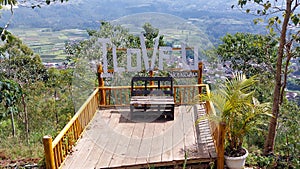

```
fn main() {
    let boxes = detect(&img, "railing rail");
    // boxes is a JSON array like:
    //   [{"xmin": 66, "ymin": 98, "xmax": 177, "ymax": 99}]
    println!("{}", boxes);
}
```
[
  {"xmin": 205, "ymin": 100, "xmax": 225, "ymax": 169},
  {"xmin": 43, "ymin": 88, "xmax": 99, "ymax": 169},
  {"xmin": 98, "ymin": 84, "xmax": 210, "ymax": 106}
]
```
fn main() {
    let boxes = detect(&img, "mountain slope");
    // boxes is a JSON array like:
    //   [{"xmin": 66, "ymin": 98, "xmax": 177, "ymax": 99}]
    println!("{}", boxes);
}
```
[{"xmin": 0, "ymin": 0, "xmax": 249, "ymax": 30}]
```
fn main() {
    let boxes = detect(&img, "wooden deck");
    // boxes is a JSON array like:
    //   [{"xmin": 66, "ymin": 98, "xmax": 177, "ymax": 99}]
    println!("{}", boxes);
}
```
[{"xmin": 61, "ymin": 104, "xmax": 216, "ymax": 169}]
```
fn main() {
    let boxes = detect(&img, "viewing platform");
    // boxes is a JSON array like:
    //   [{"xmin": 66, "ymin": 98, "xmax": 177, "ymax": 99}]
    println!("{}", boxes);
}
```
[
  {"xmin": 61, "ymin": 104, "xmax": 216, "ymax": 169},
  {"xmin": 42, "ymin": 63, "xmax": 225, "ymax": 169}
]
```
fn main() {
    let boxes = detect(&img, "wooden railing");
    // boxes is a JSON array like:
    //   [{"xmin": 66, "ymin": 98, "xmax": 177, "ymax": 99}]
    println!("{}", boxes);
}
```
[
  {"xmin": 43, "ymin": 88, "xmax": 99, "ymax": 169},
  {"xmin": 98, "ymin": 84, "xmax": 210, "ymax": 106},
  {"xmin": 205, "ymin": 100, "xmax": 225, "ymax": 169}
]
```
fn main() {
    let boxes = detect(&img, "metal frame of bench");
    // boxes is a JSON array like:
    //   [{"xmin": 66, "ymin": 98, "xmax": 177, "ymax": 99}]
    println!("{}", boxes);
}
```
[{"xmin": 129, "ymin": 76, "xmax": 175, "ymax": 120}]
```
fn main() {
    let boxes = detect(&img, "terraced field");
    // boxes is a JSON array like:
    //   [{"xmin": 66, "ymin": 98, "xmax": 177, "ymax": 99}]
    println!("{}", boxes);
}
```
[{"xmin": 11, "ymin": 28, "xmax": 89, "ymax": 62}]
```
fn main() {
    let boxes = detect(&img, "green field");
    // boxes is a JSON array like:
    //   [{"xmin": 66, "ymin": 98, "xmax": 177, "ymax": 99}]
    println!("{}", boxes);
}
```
[
  {"xmin": 10, "ymin": 23, "xmax": 213, "ymax": 63},
  {"xmin": 10, "ymin": 28, "xmax": 89, "ymax": 62}
]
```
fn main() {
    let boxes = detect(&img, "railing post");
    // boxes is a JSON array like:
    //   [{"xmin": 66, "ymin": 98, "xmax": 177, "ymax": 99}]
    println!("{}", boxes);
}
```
[
  {"xmin": 97, "ymin": 64, "xmax": 106, "ymax": 105},
  {"xmin": 149, "ymin": 70, "xmax": 154, "ymax": 86},
  {"xmin": 43, "ymin": 135, "xmax": 56, "ymax": 169},
  {"xmin": 198, "ymin": 62, "xmax": 203, "ymax": 94},
  {"xmin": 217, "ymin": 122, "xmax": 226, "ymax": 169}
]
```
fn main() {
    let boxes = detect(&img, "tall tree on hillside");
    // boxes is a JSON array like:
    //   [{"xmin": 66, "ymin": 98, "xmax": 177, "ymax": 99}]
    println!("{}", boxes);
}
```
[
  {"xmin": 0, "ymin": 35, "xmax": 48, "ymax": 142},
  {"xmin": 217, "ymin": 32, "xmax": 278, "ymax": 102},
  {"xmin": 234, "ymin": 0, "xmax": 300, "ymax": 155},
  {"xmin": 142, "ymin": 23, "xmax": 166, "ymax": 47},
  {"xmin": 0, "ymin": 79, "xmax": 22, "ymax": 137}
]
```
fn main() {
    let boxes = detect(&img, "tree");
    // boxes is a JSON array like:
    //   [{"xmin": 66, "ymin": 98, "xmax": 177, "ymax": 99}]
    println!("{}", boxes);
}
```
[
  {"xmin": 66, "ymin": 21, "xmax": 134, "ymax": 63},
  {"xmin": 217, "ymin": 33, "xmax": 278, "ymax": 102},
  {"xmin": 234, "ymin": 0, "xmax": 300, "ymax": 155},
  {"xmin": 0, "ymin": 0, "xmax": 68, "ymax": 42},
  {"xmin": 0, "ymin": 0, "xmax": 63, "ymax": 7},
  {"xmin": 46, "ymin": 68, "xmax": 74, "ymax": 128},
  {"xmin": 0, "ymin": 35, "xmax": 48, "ymax": 142},
  {"xmin": 142, "ymin": 23, "xmax": 165, "ymax": 47},
  {"xmin": 217, "ymin": 33, "xmax": 278, "ymax": 77},
  {"xmin": 0, "ymin": 79, "xmax": 22, "ymax": 137}
]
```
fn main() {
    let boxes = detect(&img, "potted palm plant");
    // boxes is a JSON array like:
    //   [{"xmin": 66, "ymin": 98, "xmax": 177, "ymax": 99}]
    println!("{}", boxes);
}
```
[{"xmin": 199, "ymin": 73, "xmax": 271, "ymax": 169}]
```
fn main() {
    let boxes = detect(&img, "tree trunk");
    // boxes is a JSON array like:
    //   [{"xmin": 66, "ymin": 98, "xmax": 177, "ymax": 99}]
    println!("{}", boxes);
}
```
[
  {"xmin": 10, "ymin": 109, "xmax": 15, "ymax": 137},
  {"xmin": 263, "ymin": 0, "xmax": 292, "ymax": 155},
  {"xmin": 54, "ymin": 90, "xmax": 59, "ymax": 130},
  {"xmin": 22, "ymin": 94, "xmax": 29, "ymax": 144},
  {"xmin": 280, "ymin": 43, "xmax": 292, "ymax": 105}
]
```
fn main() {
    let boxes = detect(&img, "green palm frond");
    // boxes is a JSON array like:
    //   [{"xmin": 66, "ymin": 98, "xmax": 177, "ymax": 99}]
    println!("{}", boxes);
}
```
[{"xmin": 196, "ymin": 72, "xmax": 271, "ymax": 152}]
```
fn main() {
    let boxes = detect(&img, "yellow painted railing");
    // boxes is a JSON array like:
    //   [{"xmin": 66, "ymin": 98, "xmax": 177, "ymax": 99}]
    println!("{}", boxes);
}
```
[
  {"xmin": 43, "ymin": 88, "xmax": 99, "ymax": 169},
  {"xmin": 205, "ymin": 100, "xmax": 225, "ymax": 169},
  {"xmin": 98, "ymin": 84, "xmax": 210, "ymax": 106}
]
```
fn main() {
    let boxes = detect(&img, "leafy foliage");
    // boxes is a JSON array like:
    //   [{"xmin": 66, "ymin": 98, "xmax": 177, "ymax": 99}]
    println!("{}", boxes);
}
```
[
  {"xmin": 0, "ymin": 35, "xmax": 33, "ymax": 57},
  {"xmin": 0, "ymin": 0, "xmax": 69, "ymax": 42},
  {"xmin": 216, "ymin": 32, "xmax": 278, "ymax": 103},
  {"xmin": 230, "ymin": 0, "xmax": 300, "ymax": 166},
  {"xmin": 0, "ymin": 79, "xmax": 22, "ymax": 113},
  {"xmin": 0, "ymin": 0, "xmax": 16, "ymax": 6},
  {"xmin": 217, "ymin": 33, "xmax": 278, "ymax": 77},
  {"xmin": 275, "ymin": 100, "xmax": 300, "ymax": 168},
  {"xmin": 0, "ymin": 78, "xmax": 22, "ymax": 136},
  {"xmin": 198, "ymin": 73, "xmax": 271, "ymax": 157},
  {"xmin": 0, "ymin": 30, "xmax": 74, "ymax": 164},
  {"xmin": 0, "ymin": 35, "xmax": 48, "ymax": 84}
]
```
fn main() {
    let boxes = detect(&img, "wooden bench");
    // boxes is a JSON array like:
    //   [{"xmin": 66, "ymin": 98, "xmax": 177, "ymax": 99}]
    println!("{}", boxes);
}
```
[{"xmin": 129, "ymin": 76, "xmax": 175, "ymax": 120}]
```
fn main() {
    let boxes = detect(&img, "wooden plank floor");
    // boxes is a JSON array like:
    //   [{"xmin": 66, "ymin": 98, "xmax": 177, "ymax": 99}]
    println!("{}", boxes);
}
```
[{"xmin": 62, "ymin": 104, "xmax": 217, "ymax": 169}]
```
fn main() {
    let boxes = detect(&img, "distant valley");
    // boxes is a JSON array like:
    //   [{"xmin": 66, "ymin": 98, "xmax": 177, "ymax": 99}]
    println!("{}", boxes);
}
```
[{"xmin": 0, "ymin": 0, "xmax": 265, "ymax": 63}]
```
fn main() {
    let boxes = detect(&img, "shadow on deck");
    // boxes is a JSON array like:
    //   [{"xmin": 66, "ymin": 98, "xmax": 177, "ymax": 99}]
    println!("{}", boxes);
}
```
[{"xmin": 61, "ymin": 104, "xmax": 216, "ymax": 169}]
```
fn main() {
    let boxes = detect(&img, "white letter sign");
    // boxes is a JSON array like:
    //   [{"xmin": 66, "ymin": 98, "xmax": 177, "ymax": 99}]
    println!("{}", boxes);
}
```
[{"xmin": 98, "ymin": 38, "xmax": 110, "ymax": 74}]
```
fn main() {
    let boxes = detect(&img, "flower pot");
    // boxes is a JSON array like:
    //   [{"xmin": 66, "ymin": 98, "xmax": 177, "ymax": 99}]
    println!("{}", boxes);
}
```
[{"xmin": 224, "ymin": 148, "xmax": 249, "ymax": 169}]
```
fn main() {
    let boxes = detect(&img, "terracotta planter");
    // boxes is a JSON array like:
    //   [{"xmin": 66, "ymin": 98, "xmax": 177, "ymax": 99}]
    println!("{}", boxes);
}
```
[{"xmin": 224, "ymin": 148, "xmax": 249, "ymax": 169}]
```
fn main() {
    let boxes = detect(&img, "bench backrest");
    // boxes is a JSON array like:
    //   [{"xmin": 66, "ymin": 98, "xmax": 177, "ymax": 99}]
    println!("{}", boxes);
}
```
[{"xmin": 131, "ymin": 76, "xmax": 174, "ymax": 96}]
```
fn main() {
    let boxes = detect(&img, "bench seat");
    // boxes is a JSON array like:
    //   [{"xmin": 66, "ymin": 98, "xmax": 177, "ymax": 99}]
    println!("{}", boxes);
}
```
[
  {"xmin": 130, "ymin": 96, "xmax": 174, "ymax": 105},
  {"xmin": 129, "ymin": 77, "xmax": 175, "ymax": 120}
]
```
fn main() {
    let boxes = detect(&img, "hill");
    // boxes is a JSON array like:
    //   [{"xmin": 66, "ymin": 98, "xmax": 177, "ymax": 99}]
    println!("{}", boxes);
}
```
[
  {"xmin": 0, "ymin": 0, "xmax": 260, "ymax": 39},
  {"xmin": 0, "ymin": 0, "xmax": 265, "ymax": 61}
]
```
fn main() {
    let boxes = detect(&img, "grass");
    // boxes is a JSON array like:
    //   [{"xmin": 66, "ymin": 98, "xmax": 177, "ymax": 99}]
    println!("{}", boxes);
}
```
[{"xmin": 0, "ymin": 137, "xmax": 44, "ymax": 160}]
